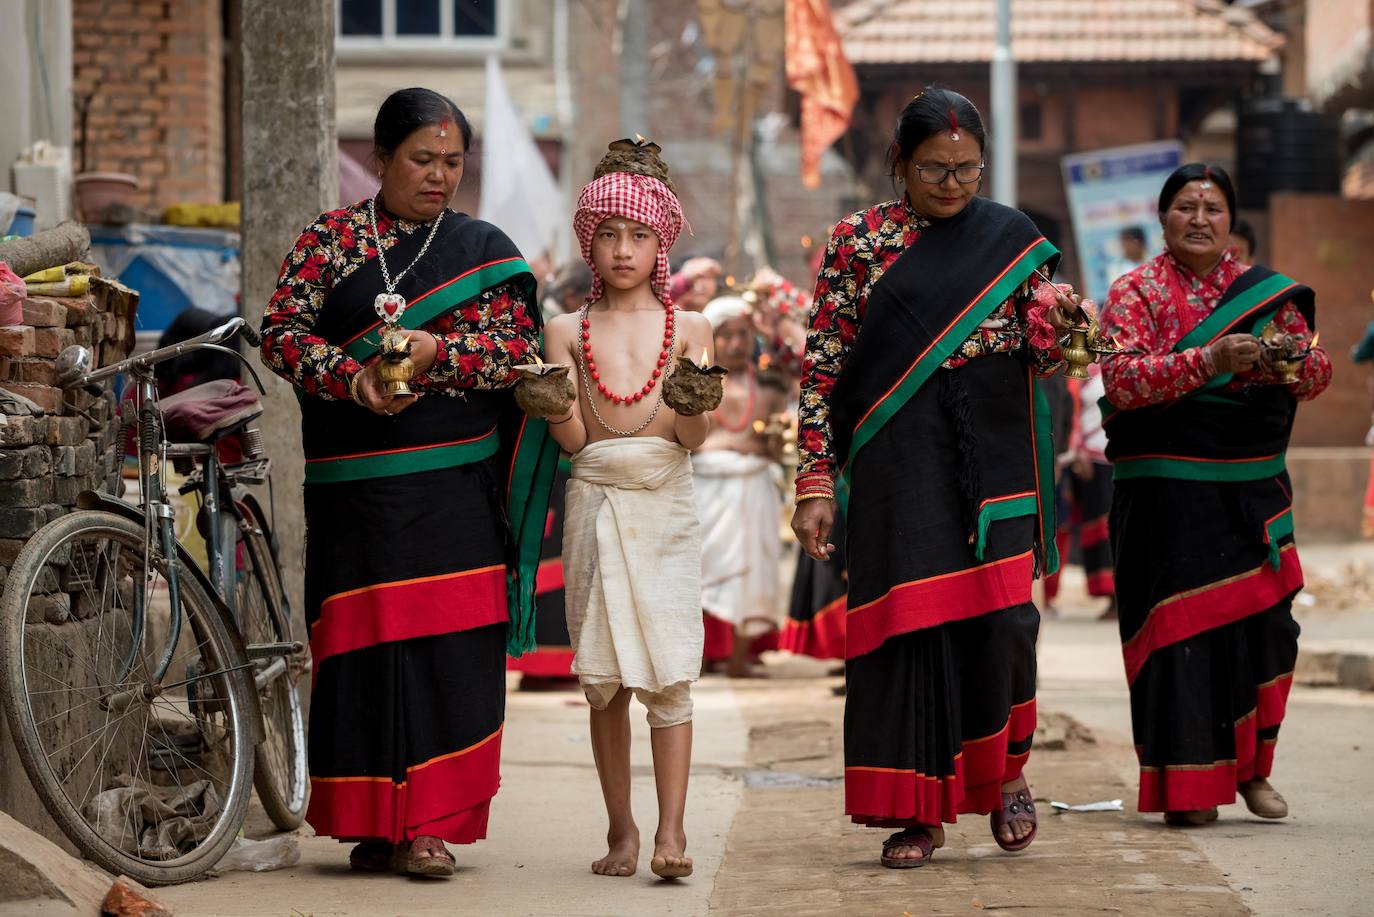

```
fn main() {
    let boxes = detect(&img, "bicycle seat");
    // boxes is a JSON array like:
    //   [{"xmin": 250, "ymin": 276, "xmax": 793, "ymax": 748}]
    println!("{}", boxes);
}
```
[{"xmin": 160, "ymin": 379, "xmax": 262, "ymax": 445}]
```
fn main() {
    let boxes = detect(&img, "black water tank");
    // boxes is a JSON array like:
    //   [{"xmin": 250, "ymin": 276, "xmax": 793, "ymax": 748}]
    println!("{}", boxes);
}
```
[{"xmin": 1235, "ymin": 98, "xmax": 1341, "ymax": 208}]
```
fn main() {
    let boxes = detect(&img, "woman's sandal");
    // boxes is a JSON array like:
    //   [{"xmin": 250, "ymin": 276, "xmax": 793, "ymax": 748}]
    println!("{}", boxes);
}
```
[
  {"xmin": 397, "ymin": 836, "xmax": 457, "ymax": 878},
  {"xmin": 1164, "ymin": 808, "xmax": 1219, "ymax": 827},
  {"xmin": 991, "ymin": 788, "xmax": 1038, "ymax": 852},
  {"xmin": 348, "ymin": 841, "xmax": 394, "ymax": 872},
  {"xmin": 1239, "ymin": 779, "xmax": 1288, "ymax": 819},
  {"xmin": 880, "ymin": 828, "xmax": 935, "ymax": 869}
]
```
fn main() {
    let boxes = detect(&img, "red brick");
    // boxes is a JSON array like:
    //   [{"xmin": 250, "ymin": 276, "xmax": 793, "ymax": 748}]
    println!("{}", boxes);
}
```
[
  {"xmin": 5, "ymin": 359, "xmax": 58, "ymax": 386},
  {"xmin": 0, "ymin": 326, "xmax": 36, "ymax": 358},
  {"xmin": 101, "ymin": 877, "xmax": 173, "ymax": 917},
  {"xmin": 34, "ymin": 327, "xmax": 76, "ymax": 359},
  {"xmin": 48, "ymin": 295, "xmax": 93, "ymax": 326},
  {"xmin": 22, "ymin": 298, "xmax": 67, "ymax": 328},
  {"xmin": 44, "ymin": 415, "xmax": 89, "ymax": 446},
  {"xmin": 0, "ymin": 382, "xmax": 63, "ymax": 413}
]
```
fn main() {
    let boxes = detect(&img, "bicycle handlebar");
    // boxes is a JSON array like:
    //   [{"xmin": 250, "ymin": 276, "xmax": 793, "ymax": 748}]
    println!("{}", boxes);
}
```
[{"xmin": 62, "ymin": 317, "xmax": 257, "ymax": 389}]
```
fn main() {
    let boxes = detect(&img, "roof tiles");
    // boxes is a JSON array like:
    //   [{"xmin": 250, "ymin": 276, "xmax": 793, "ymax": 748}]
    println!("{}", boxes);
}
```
[{"xmin": 837, "ymin": 0, "xmax": 1283, "ymax": 65}]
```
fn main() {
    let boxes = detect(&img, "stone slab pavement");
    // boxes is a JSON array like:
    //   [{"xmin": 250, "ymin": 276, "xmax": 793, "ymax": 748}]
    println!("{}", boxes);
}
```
[{"xmin": 161, "ymin": 678, "xmax": 749, "ymax": 917}]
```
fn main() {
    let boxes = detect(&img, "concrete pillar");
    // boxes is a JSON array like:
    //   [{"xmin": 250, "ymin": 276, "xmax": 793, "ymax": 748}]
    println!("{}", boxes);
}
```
[{"xmin": 240, "ymin": 0, "xmax": 337, "ymax": 640}]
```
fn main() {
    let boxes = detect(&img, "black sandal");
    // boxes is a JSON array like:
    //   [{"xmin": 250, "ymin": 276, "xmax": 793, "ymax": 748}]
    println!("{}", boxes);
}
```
[
  {"xmin": 348, "ymin": 841, "xmax": 394, "ymax": 872},
  {"xmin": 880, "ymin": 828, "xmax": 935, "ymax": 868},
  {"xmin": 991, "ymin": 787, "xmax": 1038, "ymax": 852}
]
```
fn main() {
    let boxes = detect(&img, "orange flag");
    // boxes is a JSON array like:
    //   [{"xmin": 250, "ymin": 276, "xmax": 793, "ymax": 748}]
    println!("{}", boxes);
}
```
[{"xmin": 785, "ymin": 0, "xmax": 860, "ymax": 189}]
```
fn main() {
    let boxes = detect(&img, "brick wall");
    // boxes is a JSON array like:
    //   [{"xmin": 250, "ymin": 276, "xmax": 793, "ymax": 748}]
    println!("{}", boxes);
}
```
[
  {"xmin": 1269, "ymin": 193, "xmax": 1374, "ymax": 448},
  {"xmin": 72, "ymin": 0, "xmax": 225, "ymax": 210},
  {"xmin": 1306, "ymin": 0, "xmax": 1374, "ymax": 106},
  {"xmin": 0, "ymin": 256, "xmax": 138, "ymax": 844}
]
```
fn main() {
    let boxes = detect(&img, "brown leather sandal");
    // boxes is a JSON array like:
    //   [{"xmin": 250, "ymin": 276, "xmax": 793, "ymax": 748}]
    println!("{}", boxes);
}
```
[
  {"xmin": 880, "ymin": 828, "xmax": 935, "ymax": 868},
  {"xmin": 1239, "ymin": 779, "xmax": 1288, "ymax": 818},
  {"xmin": 398, "ymin": 836, "xmax": 456, "ymax": 878},
  {"xmin": 348, "ymin": 841, "xmax": 394, "ymax": 871},
  {"xmin": 991, "ymin": 787, "xmax": 1038, "ymax": 852}
]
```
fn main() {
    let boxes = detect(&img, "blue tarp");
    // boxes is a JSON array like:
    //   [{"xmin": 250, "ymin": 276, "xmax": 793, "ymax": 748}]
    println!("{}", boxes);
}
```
[{"xmin": 88, "ymin": 224, "xmax": 240, "ymax": 333}]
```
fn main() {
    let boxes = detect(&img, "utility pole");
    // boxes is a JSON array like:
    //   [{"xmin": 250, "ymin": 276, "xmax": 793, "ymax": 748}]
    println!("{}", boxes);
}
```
[
  {"xmin": 991, "ymin": 0, "xmax": 1017, "ymax": 206},
  {"xmin": 618, "ymin": 0, "xmax": 649, "ymax": 136}
]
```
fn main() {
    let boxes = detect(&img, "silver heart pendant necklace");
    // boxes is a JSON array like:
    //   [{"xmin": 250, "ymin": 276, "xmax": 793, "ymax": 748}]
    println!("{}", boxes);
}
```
[{"xmin": 368, "ymin": 195, "xmax": 445, "ymax": 322}]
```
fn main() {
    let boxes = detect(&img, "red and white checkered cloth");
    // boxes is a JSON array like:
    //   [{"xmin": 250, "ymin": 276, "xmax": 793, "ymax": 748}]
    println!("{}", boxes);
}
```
[{"xmin": 573, "ymin": 171, "xmax": 686, "ymax": 305}]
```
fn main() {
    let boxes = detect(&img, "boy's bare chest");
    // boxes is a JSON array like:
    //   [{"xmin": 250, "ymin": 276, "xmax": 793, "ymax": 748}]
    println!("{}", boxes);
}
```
[{"xmin": 583, "ymin": 311, "xmax": 682, "ymax": 382}]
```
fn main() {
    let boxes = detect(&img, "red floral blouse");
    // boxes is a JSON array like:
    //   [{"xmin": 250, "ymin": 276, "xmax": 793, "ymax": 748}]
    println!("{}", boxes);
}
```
[
  {"xmin": 795, "ymin": 197, "xmax": 1063, "ymax": 495},
  {"xmin": 1100, "ymin": 251, "xmax": 1331, "ymax": 410},
  {"xmin": 260, "ymin": 202, "xmax": 537, "ymax": 401}
]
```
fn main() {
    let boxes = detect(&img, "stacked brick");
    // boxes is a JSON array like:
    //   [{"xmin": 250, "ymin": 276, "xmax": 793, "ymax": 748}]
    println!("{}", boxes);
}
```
[{"xmin": 0, "ymin": 274, "xmax": 138, "ymax": 595}]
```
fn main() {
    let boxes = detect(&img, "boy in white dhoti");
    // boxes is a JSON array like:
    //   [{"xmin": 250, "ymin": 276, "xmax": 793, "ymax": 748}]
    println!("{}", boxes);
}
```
[
  {"xmin": 518, "ymin": 139, "xmax": 718, "ymax": 881},
  {"xmin": 694, "ymin": 295, "xmax": 789, "ymax": 677}
]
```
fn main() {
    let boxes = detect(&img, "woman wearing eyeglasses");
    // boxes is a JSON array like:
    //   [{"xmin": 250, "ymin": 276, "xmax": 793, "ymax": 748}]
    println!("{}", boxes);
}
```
[{"xmin": 790, "ymin": 88, "xmax": 1083, "ymax": 868}]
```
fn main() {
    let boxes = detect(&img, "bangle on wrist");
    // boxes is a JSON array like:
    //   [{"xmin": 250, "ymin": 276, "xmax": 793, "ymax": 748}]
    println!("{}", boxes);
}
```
[
  {"xmin": 348, "ymin": 369, "xmax": 366, "ymax": 405},
  {"xmin": 1199, "ymin": 345, "xmax": 1217, "ymax": 379},
  {"xmin": 795, "ymin": 491, "xmax": 835, "ymax": 505},
  {"xmin": 548, "ymin": 409, "xmax": 575, "ymax": 425}
]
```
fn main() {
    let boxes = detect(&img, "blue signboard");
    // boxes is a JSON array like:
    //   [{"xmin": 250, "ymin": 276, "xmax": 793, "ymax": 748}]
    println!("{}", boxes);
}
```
[{"xmin": 1061, "ymin": 141, "xmax": 1184, "ymax": 303}]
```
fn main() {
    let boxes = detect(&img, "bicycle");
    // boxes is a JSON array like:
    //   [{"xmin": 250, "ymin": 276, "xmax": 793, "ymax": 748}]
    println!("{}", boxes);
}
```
[{"xmin": 0, "ymin": 316, "xmax": 308, "ymax": 885}]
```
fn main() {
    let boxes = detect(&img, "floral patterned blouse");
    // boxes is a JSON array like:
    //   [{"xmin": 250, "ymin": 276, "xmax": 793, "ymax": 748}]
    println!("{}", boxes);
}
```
[
  {"xmin": 260, "ymin": 201, "xmax": 537, "ymax": 401},
  {"xmin": 1100, "ymin": 251, "xmax": 1331, "ymax": 410},
  {"xmin": 795, "ymin": 197, "xmax": 1063, "ymax": 495}
]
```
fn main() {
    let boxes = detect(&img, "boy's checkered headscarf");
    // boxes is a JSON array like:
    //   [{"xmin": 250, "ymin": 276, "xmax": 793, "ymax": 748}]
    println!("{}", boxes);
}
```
[{"xmin": 573, "ymin": 170, "xmax": 686, "ymax": 305}]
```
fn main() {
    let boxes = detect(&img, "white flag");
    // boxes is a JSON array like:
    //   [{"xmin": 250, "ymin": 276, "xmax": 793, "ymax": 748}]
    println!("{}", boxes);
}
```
[{"xmin": 479, "ymin": 56, "xmax": 564, "ymax": 263}]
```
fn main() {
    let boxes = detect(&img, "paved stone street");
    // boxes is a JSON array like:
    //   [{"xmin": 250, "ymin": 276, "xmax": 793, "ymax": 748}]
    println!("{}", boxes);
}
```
[{"xmin": 158, "ymin": 556, "xmax": 1374, "ymax": 917}]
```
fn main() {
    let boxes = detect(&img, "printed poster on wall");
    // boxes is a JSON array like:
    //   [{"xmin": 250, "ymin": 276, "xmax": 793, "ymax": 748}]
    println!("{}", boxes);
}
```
[{"xmin": 1062, "ymin": 141, "xmax": 1185, "ymax": 303}]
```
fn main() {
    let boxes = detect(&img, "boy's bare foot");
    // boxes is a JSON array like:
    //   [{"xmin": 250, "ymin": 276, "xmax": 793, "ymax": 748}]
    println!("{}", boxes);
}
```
[
  {"xmin": 591, "ymin": 828, "xmax": 639, "ymax": 877},
  {"xmin": 650, "ymin": 831, "xmax": 693, "ymax": 879}
]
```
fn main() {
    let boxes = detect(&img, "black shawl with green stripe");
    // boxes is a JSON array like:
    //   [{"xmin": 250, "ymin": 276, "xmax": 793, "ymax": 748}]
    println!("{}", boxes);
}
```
[
  {"xmin": 1102, "ymin": 266, "xmax": 1314, "ymax": 484},
  {"xmin": 1104, "ymin": 267, "xmax": 1313, "ymax": 803},
  {"xmin": 305, "ymin": 213, "xmax": 559, "ymax": 656},
  {"xmin": 828, "ymin": 197, "xmax": 1061, "ymax": 657}
]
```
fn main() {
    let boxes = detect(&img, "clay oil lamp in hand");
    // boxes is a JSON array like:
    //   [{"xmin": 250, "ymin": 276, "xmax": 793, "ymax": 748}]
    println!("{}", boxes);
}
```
[
  {"xmin": 1259, "ymin": 325, "xmax": 1318, "ymax": 385},
  {"xmin": 1031, "ymin": 269, "xmax": 1126, "ymax": 379},
  {"xmin": 513, "ymin": 351, "xmax": 576, "ymax": 418},
  {"xmin": 663, "ymin": 347, "xmax": 728, "ymax": 416}
]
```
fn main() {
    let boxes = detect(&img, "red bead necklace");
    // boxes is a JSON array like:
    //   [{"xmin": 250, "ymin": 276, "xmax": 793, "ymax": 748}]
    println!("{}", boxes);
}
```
[
  {"xmin": 579, "ymin": 305, "xmax": 674, "ymax": 405},
  {"xmin": 711, "ymin": 371, "xmax": 757, "ymax": 433}
]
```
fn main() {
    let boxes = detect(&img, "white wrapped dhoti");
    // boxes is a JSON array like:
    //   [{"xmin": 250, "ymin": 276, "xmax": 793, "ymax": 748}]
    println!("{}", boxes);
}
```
[
  {"xmin": 693, "ymin": 450, "xmax": 784, "ymax": 635},
  {"xmin": 564, "ymin": 437, "xmax": 703, "ymax": 726}
]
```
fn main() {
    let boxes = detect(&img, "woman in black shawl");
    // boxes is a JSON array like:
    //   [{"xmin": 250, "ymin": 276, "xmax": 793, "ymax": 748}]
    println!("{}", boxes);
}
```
[
  {"xmin": 1100, "ymin": 164, "xmax": 1330, "ymax": 826},
  {"xmin": 790, "ymin": 89, "xmax": 1082, "ymax": 867},
  {"xmin": 260, "ymin": 89, "xmax": 556, "ymax": 877}
]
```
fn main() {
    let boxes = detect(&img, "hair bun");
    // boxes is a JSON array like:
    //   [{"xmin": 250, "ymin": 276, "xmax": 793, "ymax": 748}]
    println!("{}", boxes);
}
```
[{"xmin": 594, "ymin": 137, "xmax": 674, "ymax": 191}]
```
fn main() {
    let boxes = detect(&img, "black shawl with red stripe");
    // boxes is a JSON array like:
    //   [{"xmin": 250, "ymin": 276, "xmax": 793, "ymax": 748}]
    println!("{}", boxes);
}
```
[
  {"xmin": 304, "ymin": 213, "xmax": 558, "ymax": 656},
  {"xmin": 1105, "ymin": 265, "xmax": 1314, "ymax": 687},
  {"xmin": 828, "ymin": 196, "xmax": 1060, "ymax": 659}
]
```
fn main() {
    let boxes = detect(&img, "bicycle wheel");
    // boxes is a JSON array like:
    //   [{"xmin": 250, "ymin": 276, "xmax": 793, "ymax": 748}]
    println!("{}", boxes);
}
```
[
  {"xmin": 235, "ymin": 501, "xmax": 308, "ymax": 830},
  {"xmin": 0, "ymin": 510, "xmax": 256, "ymax": 885}
]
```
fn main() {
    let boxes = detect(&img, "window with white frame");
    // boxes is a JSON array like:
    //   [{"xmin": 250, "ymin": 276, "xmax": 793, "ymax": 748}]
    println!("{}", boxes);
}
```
[{"xmin": 338, "ymin": 0, "xmax": 503, "ymax": 47}]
